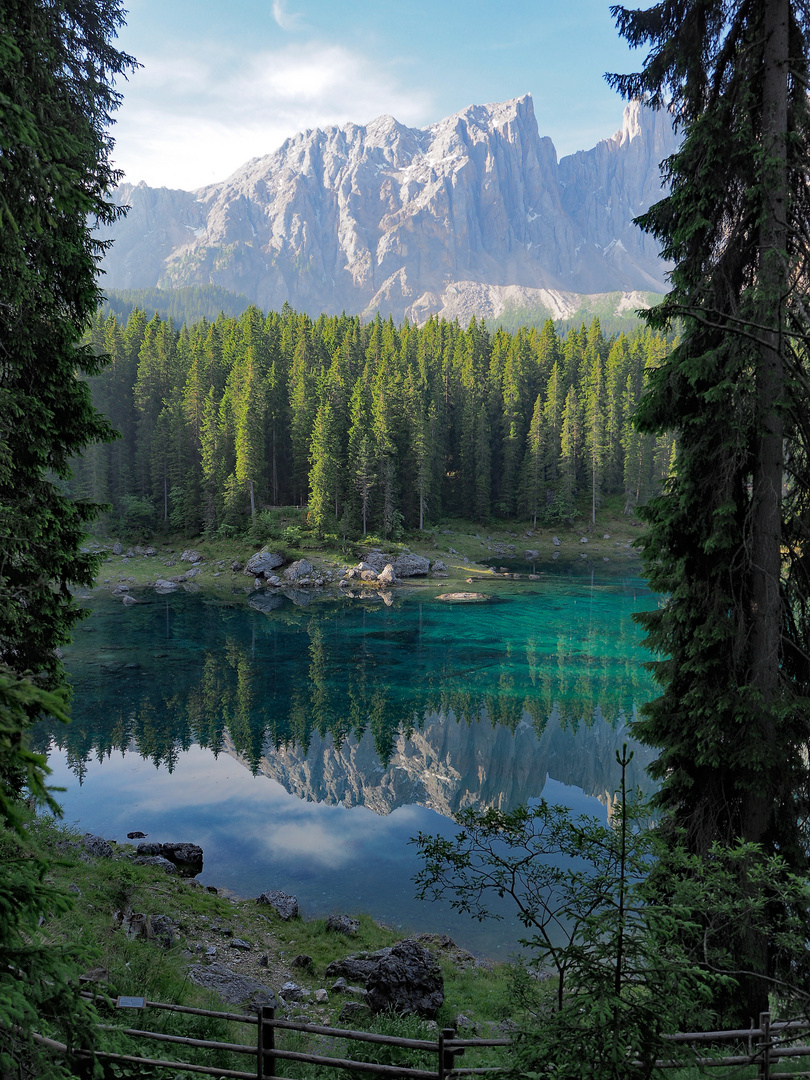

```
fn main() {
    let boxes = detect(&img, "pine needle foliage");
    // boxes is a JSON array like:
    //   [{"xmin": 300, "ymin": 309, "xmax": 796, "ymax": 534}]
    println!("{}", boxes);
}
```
[
  {"xmin": 608, "ymin": 0, "xmax": 810, "ymax": 1019},
  {"xmin": 0, "ymin": 669, "xmax": 102, "ymax": 1078},
  {"xmin": 0, "ymin": 0, "xmax": 136, "ymax": 679},
  {"xmin": 0, "ymin": 1, "xmax": 137, "ymax": 1074}
]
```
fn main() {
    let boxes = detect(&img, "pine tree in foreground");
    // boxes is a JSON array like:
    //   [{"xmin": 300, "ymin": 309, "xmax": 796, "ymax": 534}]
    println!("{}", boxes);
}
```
[{"xmin": 609, "ymin": 0, "xmax": 810, "ymax": 1019}]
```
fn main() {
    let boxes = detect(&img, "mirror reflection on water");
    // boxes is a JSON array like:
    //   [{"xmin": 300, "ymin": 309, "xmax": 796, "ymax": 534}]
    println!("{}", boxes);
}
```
[{"xmin": 39, "ymin": 563, "xmax": 660, "ymax": 958}]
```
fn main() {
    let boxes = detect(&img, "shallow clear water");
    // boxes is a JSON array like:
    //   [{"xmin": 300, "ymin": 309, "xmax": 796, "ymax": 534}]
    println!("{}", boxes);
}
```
[{"xmin": 41, "ymin": 563, "xmax": 659, "ymax": 958}]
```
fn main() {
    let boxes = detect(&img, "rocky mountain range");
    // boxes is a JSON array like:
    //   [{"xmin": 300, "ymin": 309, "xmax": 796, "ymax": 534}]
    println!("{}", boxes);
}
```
[
  {"xmin": 224, "ymin": 706, "xmax": 656, "ymax": 820},
  {"xmin": 99, "ymin": 95, "xmax": 677, "ymax": 324}
]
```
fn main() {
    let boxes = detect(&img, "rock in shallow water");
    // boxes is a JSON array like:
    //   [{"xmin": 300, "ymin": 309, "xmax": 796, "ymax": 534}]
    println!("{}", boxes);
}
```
[{"xmin": 161, "ymin": 842, "xmax": 203, "ymax": 866}]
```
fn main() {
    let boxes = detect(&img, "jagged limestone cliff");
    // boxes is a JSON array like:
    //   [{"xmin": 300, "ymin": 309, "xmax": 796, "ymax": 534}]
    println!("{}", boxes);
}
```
[{"xmin": 99, "ymin": 96, "xmax": 676, "ymax": 323}]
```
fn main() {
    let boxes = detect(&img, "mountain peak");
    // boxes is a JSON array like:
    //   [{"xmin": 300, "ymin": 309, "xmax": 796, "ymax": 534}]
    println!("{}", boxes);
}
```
[
  {"xmin": 364, "ymin": 113, "xmax": 412, "ymax": 140},
  {"xmin": 617, "ymin": 99, "xmax": 644, "ymax": 145},
  {"xmin": 432, "ymin": 93, "xmax": 536, "ymax": 135}
]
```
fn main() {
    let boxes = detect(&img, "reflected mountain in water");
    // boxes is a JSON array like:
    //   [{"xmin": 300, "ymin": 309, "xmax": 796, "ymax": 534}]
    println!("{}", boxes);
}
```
[
  {"xmin": 44, "ymin": 578, "xmax": 659, "ymax": 822},
  {"xmin": 242, "ymin": 703, "xmax": 655, "ymax": 817}
]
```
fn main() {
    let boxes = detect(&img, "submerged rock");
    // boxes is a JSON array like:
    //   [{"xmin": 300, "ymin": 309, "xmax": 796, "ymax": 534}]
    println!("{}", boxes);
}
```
[{"xmin": 248, "ymin": 591, "xmax": 285, "ymax": 613}]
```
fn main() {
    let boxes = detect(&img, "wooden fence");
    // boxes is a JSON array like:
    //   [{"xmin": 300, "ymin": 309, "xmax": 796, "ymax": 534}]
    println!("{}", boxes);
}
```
[
  {"xmin": 32, "ymin": 1000, "xmax": 810, "ymax": 1078},
  {"xmin": 660, "ymin": 1013, "xmax": 810, "ymax": 1078},
  {"xmin": 38, "ymin": 995, "xmax": 510, "ymax": 1079}
]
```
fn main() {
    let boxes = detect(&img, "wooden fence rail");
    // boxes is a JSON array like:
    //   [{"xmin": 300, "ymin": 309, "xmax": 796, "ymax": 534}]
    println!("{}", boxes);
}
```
[
  {"xmin": 36, "ymin": 999, "xmax": 810, "ymax": 1078},
  {"xmin": 658, "ymin": 1012, "xmax": 810, "ymax": 1078}
]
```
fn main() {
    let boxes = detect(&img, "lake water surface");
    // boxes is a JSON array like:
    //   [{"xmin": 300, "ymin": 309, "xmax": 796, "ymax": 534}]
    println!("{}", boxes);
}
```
[{"xmin": 41, "ymin": 562, "xmax": 659, "ymax": 958}]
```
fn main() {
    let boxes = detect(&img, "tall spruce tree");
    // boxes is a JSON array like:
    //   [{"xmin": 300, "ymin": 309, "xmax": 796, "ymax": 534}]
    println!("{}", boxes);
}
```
[
  {"xmin": 0, "ymin": 2, "xmax": 135, "ymax": 1071},
  {"xmin": 0, "ymin": 0, "xmax": 135, "ymax": 676},
  {"xmin": 609, "ymin": 0, "xmax": 810, "ymax": 1018}
]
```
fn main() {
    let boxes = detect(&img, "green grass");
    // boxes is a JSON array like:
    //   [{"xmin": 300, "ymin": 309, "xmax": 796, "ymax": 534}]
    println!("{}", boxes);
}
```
[
  {"xmin": 26, "ymin": 817, "xmax": 808, "ymax": 1080},
  {"xmin": 28, "ymin": 817, "xmax": 515, "ymax": 1021},
  {"xmin": 273, "ymin": 914, "xmax": 402, "ymax": 977}
]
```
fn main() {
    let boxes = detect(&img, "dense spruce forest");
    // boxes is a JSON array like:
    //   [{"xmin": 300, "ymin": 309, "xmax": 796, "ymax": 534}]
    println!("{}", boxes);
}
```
[{"xmin": 75, "ymin": 305, "xmax": 675, "ymax": 538}]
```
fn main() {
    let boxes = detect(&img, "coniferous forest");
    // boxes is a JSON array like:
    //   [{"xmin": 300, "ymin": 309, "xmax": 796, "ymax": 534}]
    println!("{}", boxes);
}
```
[{"xmin": 76, "ymin": 305, "xmax": 675, "ymax": 537}]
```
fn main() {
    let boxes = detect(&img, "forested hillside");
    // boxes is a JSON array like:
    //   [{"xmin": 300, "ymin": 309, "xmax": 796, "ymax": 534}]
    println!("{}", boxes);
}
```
[
  {"xmin": 75, "ymin": 306, "xmax": 675, "ymax": 538},
  {"xmin": 101, "ymin": 285, "xmax": 251, "ymax": 327}
]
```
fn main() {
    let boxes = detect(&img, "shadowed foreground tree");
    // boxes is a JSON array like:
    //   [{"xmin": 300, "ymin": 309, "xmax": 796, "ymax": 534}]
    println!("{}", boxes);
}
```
[
  {"xmin": 0, "ymin": 0, "xmax": 135, "ymax": 680},
  {"xmin": 609, "ymin": 0, "xmax": 810, "ymax": 1019},
  {"xmin": 0, "ymin": 1, "xmax": 136, "ymax": 1073}
]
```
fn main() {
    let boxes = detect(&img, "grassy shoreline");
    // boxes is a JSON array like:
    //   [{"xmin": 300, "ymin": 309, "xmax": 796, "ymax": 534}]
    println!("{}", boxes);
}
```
[
  {"xmin": 30, "ymin": 815, "xmax": 519, "ymax": 1040},
  {"xmin": 81, "ymin": 504, "xmax": 646, "ymax": 603}
]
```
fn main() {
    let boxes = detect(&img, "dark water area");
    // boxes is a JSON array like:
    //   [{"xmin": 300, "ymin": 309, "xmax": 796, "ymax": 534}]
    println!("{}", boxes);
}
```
[{"xmin": 40, "ymin": 565, "xmax": 660, "ymax": 959}]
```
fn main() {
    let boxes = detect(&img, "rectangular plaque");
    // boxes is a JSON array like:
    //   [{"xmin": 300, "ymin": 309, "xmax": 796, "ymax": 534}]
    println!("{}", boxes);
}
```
[{"xmin": 116, "ymin": 996, "xmax": 146, "ymax": 1009}]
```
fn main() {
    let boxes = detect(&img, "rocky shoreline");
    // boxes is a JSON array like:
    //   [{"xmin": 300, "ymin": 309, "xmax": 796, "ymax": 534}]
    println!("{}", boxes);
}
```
[
  {"xmin": 66, "ymin": 829, "xmax": 502, "ymax": 1032},
  {"xmin": 83, "ymin": 519, "xmax": 642, "ymax": 610}
]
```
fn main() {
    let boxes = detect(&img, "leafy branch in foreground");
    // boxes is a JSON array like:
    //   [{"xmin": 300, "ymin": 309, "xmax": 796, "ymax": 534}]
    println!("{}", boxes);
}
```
[{"xmin": 414, "ymin": 749, "xmax": 810, "ymax": 1079}]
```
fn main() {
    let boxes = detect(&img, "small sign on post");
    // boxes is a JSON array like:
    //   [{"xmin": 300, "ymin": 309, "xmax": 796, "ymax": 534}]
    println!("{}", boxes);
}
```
[{"xmin": 116, "ymin": 996, "xmax": 146, "ymax": 1010}]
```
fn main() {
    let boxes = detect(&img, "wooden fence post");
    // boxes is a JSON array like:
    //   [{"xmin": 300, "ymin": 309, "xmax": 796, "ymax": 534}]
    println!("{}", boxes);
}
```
[
  {"xmin": 759, "ymin": 1011, "xmax": 771, "ymax": 1080},
  {"xmin": 439, "ymin": 1027, "xmax": 462, "ymax": 1080},
  {"xmin": 258, "ymin": 1005, "xmax": 275, "ymax": 1080}
]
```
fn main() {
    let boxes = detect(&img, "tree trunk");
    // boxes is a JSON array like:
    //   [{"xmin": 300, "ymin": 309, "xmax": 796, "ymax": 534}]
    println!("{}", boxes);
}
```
[
  {"xmin": 271, "ymin": 425, "xmax": 278, "ymax": 505},
  {"xmin": 742, "ymin": 0, "xmax": 790, "ymax": 1017}
]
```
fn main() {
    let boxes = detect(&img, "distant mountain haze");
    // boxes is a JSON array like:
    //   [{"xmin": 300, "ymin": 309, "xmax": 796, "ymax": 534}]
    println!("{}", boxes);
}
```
[{"xmin": 99, "ymin": 96, "xmax": 677, "ymax": 324}]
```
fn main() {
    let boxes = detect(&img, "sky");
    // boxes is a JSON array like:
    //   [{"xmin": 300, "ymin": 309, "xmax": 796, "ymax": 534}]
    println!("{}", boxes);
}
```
[{"xmin": 110, "ymin": 0, "xmax": 648, "ymax": 191}]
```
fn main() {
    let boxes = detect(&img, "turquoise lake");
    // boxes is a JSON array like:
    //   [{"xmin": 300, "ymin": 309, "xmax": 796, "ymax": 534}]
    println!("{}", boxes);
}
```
[{"xmin": 41, "ymin": 561, "xmax": 660, "ymax": 959}]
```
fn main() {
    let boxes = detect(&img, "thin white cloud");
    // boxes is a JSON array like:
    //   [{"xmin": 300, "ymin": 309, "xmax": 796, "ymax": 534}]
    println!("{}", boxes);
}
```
[
  {"xmin": 112, "ymin": 41, "xmax": 433, "ymax": 189},
  {"xmin": 272, "ymin": 0, "xmax": 304, "ymax": 31}
]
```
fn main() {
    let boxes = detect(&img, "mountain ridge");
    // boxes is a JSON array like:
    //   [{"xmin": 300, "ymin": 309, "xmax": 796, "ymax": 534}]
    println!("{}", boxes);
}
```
[{"xmin": 99, "ymin": 95, "xmax": 677, "ymax": 324}]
